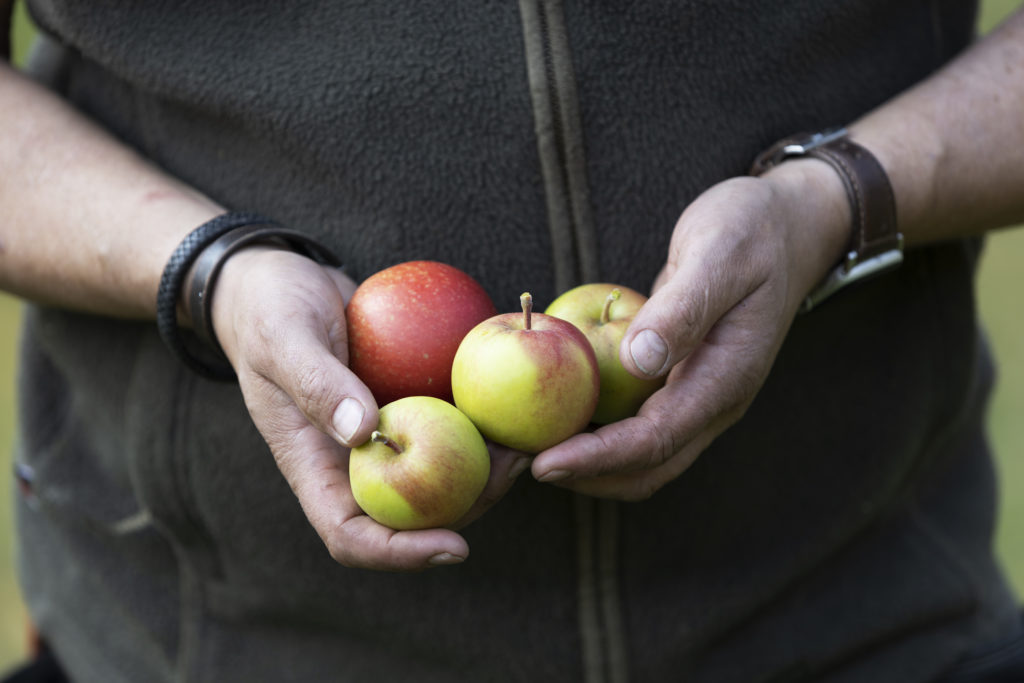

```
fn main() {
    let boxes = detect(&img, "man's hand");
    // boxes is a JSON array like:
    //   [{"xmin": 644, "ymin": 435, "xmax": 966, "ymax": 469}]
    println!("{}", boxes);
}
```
[
  {"xmin": 210, "ymin": 248, "xmax": 525, "ymax": 571},
  {"xmin": 531, "ymin": 163, "xmax": 851, "ymax": 500}
]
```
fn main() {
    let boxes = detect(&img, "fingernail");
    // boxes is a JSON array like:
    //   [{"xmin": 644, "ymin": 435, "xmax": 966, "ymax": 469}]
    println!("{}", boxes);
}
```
[
  {"xmin": 428, "ymin": 552, "xmax": 465, "ymax": 566},
  {"xmin": 332, "ymin": 397, "xmax": 365, "ymax": 444},
  {"xmin": 537, "ymin": 469, "xmax": 570, "ymax": 483},
  {"xmin": 630, "ymin": 329, "xmax": 668, "ymax": 376},
  {"xmin": 508, "ymin": 457, "xmax": 531, "ymax": 481}
]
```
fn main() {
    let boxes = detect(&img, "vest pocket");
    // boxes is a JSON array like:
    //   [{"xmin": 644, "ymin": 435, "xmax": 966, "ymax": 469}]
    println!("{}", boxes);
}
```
[{"xmin": 16, "ymin": 308, "xmax": 151, "ymax": 535}]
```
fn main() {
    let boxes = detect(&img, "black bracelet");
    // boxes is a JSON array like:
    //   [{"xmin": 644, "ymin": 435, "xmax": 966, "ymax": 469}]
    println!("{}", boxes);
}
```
[
  {"xmin": 156, "ymin": 212, "xmax": 342, "ymax": 380},
  {"xmin": 188, "ymin": 224, "xmax": 343, "ymax": 367}
]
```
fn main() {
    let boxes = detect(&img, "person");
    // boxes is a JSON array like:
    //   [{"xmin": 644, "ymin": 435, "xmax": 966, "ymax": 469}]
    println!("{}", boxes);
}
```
[{"xmin": 2, "ymin": 1, "xmax": 1023, "ymax": 681}]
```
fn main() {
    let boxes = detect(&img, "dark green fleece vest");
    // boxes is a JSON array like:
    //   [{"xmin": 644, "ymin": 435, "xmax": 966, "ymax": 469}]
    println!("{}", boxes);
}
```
[{"xmin": 14, "ymin": 1, "xmax": 1020, "ymax": 681}]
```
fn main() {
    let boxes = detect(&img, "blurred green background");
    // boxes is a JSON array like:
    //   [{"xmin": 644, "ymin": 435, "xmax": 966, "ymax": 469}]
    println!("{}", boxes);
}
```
[{"xmin": 1, "ymin": 0, "xmax": 1022, "ymax": 673}]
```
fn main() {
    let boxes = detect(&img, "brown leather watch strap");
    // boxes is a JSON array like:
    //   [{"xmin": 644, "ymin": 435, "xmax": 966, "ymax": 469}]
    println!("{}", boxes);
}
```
[
  {"xmin": 751, "ymin": 131, "xmax": 900, "ymax": 264},
  {"xmin": 751, "ymin": 129, "xmax": 903, "ymax": 312},
  {"xmin": 804, "ymin": 137, "xmax": 900, "ymax": 263}
]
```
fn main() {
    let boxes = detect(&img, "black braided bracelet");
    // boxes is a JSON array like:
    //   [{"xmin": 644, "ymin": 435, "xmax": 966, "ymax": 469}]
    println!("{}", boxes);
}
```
[{"xmin": 156, "ymin": 212, "xmax": 342, "ymax": 381}]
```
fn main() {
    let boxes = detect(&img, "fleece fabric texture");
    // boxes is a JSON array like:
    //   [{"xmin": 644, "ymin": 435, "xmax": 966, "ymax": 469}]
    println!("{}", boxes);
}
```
[{"xmin": 13, "ymin": 1, "xmax": 1021, "ymax": 682}]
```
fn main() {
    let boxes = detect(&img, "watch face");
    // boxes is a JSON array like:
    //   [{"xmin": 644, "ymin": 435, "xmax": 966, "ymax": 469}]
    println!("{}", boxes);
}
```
[
  {"xmin": 784, "ymin": 127, "xmax": 848, "ymax": 155},
  {"xmin": 749, "ymin": 127, "xmax": 848, "ymax": 176}
]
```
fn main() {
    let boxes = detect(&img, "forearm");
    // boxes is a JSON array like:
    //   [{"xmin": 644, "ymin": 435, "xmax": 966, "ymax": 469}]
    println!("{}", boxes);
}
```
[
  {"xmin": 849, "ymin": 7, "xmax": 1024, "ymax": 245},
  {"xmin": 0, "ymin": 62, "xmax": 223, "ymax": 318}
]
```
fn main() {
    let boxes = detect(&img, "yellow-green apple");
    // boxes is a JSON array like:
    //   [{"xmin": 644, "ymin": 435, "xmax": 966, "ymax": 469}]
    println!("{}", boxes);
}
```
[
  {"xmin": 347, "ymin": 261, "xmax": 496, "ymax": 405},
  {"xmin": 545, "ymin": 283, "xmax": 664, "ymax": 423},
  {"xmin": 349, "ymin": 396, "xmax": 490, "ymax": 530},
  {"xmin": 451, "ymin": 293, "xmax": 600, "ymax": 453}
]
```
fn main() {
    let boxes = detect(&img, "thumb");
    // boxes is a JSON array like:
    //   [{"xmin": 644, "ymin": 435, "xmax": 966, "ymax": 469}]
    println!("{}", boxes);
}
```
[
  {"xmin": 620, "ymin": 262, "xmax": 741, "ymax": 379},
  {"xmin": 213, "ymin": 248, "xmax": 380, "ymax": 448},
  {"xmin": 268, "ymin": 341, "xmax": 380, "ymax": 449},
  {"xmin": 227, "ymin": 289, "xmax": 381, "ymax": 449}
]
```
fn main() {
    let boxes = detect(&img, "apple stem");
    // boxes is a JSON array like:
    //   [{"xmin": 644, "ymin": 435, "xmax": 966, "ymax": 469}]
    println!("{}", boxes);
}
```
[
  {"xmin": 521, "ymin": 292, "xmax": 533, "ymax": 330},
  {"xmin": 601, "ymin": 288, "xmax": 622, "ymax": 325},
  {"xmin": 371, "ymin": 431, "xmax": 404, "ymax": 455}
]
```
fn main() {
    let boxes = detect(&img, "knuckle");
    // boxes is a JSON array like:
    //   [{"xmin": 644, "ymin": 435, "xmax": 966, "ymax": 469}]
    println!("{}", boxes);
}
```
[
  {"xmin": 633, "ymin": 415, "xmax": 682, "ymax": 471},
  {"xmin": 292, "ymin": 362, "xmax": 337, "ymax": 419},
  {"xmin": 650, "ymin": 430, "xmax": 680, "ymax": 470},
  {"xmin": 660, "ymin": 287, "xmax": 709, "ymax": 350},
  {"xmin": 679, "ymin": 290, "xmax": 709, "ymax": 338},
  {"xmin": 327, "ymin": 541, "xmax": 370, "ymax": 570},
  {"xmin": 325, "ymin": 523, "xmax": 368, "ymax": 569},
  {"xmin": 326, "ymin": 541, "xmax": 354, "ymax": 567}
]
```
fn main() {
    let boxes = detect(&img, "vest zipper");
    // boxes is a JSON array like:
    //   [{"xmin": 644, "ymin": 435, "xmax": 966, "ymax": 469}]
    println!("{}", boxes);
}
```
[
  {"xmin": 517, "ymin": 3, "xmax": 626, "ymax": 682},
  {"xmin": 518, "ymin": 0, "xmax": 600, "ymax": 293}
]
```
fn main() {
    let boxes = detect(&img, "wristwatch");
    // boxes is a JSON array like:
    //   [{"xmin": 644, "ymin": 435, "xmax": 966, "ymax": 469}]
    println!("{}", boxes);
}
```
[{"xmin": 750, "ymin": 127, "xmax": 904, "ymax": 313}]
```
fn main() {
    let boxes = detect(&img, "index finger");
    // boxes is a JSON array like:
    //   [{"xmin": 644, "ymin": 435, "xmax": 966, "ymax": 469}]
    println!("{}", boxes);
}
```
[{"xmin": 531, "ymin": 307, "xmax": 773, "ymax": 487}]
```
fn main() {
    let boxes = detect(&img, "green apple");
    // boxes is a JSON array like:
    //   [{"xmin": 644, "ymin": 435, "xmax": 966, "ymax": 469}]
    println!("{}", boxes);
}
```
[
  {"xmin": 546, "ymin": 283, "xmax": 664, "ymax": 424},
  {"xmin": 349, "ymin": 396, "xmax": 490, "ymax": 530},
  {"xmin": 451, "ymin": 293, "xmax": 600, "ymax": 453}
]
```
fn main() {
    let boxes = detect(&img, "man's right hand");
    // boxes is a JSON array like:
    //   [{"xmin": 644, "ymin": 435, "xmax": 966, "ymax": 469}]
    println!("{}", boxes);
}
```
[{"xmin": 210, "ymin": 247, "xmax": 524, "ymax": 571}]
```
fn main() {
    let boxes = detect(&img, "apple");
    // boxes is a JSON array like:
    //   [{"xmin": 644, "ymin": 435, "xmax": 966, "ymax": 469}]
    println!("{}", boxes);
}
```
[
  {"xmin": 546, "ymin": 284, "xmax": 664, "ymax": 424},
  {"xmin": 451, "ymin": 293, "xmax": 600, "ymax": 453},
  {"xmin": 349, "ymin": 396, "xmax": 491, "ymax": 530},
  {"xmin": 346, "ymin": 260, "xmax": 496, "ymax": 405}
]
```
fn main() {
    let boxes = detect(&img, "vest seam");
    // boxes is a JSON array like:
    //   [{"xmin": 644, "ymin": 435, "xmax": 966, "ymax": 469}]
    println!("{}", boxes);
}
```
[
  {"xmin": 541, "ymin": 0, "xmax": 601, "ymax": 285},
  {"xmin": 574, "ymin": 493, "xmax": 606, "ymax": 683},
  {"xmin": 518, "ymin": 0, "xmax": 601, "ymax": 294}
]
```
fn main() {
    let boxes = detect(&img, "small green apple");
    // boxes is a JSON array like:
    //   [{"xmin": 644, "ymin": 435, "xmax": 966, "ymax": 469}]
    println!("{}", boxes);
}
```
[
  {"xmin": 349, "ymin": 396, "xmax": 490, "ymax": 530},
  {"xmin": 546, "ymin": 283, "xmax": 664, "ymax": 424},
  {"xmin": 451, "ymin": 293, "xmax": 600, "ymax": 453}
]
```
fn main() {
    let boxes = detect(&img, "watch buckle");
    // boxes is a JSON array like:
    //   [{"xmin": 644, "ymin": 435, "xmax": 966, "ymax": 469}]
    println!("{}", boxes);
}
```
[{"xmin": 801, "ymin": 234, "xmax": 905, "ymax": 313}]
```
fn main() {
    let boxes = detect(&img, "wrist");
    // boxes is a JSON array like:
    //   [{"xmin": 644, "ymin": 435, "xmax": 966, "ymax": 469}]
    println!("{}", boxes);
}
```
[
  {"xmin": 759, "ymin": 159, "xmax": 852, "ymax": 308},
  {"xmin": 155, "ymin": 212, "xmax": 342, "ymax": 380},
  {"xmin": 752, "ymin": 130, "xmax": 903, "ymax": 312},
  {"xmin": 207, "ymin": 245, "xmax": 284, "ymax": 366}
]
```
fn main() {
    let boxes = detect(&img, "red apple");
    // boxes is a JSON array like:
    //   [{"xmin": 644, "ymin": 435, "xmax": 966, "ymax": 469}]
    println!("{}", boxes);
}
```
[
  {"xmin": 347, "ymin": 261, "xmax": 496, "ymax": 405},
  {"xmin": 451, "ymin": 293, "xmax": 600, "ymax": 453}
]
